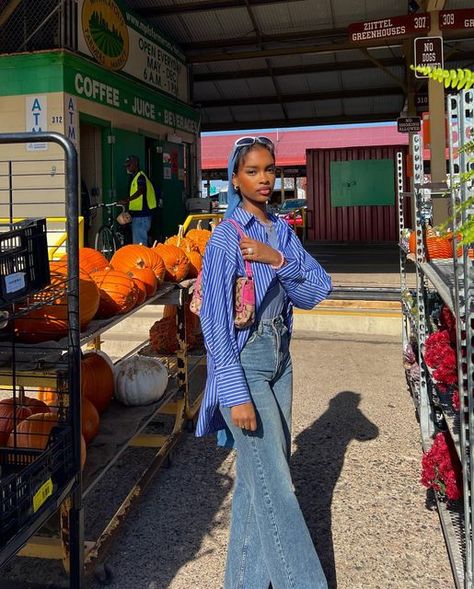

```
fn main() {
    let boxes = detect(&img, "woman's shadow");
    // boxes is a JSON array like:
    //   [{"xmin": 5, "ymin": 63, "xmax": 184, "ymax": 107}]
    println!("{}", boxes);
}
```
[{"xmin": 292, "ymin": 391, "xmax": 379, "ymax": 589}]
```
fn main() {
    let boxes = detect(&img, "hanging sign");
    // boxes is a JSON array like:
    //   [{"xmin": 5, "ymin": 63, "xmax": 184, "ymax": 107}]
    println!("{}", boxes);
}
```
[
  {"xmin": 77, "ymin": 0, "xmax": 188, "ymax": 102},
  {"xmin": 415, "ymin": 94, "xmax": 428, "ymax": 111},
  {"xmin": 397, "ymin": 117, "xmax": 421, "ymax": 133},
  {"xmin": 348, "ymin": 14, "xmax": 430, "ymax": 42},
  {"xmin": 440, "ymin": 9, "xmax": 474, "ymax": 31},
  {"xmin": 414, "ymin": 37, "xmax": 444, "ymax": 78}
]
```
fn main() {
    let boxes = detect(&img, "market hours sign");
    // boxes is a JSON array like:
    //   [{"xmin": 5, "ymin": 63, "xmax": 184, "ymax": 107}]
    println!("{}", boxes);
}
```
[
  {"xmin": 414, "ymin": 37, "xmax": 444, "ymax": 78},
  {"xmin": 78, "ymin": 0, "xmax": 188, "ymax": 102}
]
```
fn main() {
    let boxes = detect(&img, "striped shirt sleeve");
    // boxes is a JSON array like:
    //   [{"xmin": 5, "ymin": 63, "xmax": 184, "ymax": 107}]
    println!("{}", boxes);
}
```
[
  {"xmin": 277, "ymin": 225, "xmax": 332, "ymax": 309},
  {"xmin": 200, "ymin": 243, "xmax": 251, "ymax": 408}
]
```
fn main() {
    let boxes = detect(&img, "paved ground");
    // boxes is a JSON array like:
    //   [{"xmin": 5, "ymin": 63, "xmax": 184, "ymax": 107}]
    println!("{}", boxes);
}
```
[{"xmin": 2, "ymin": 331, "xmax": 453, "ymax": 589}]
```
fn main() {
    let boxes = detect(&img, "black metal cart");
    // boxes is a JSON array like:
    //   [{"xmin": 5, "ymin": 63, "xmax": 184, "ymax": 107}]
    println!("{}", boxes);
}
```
[{"xmin": 0, "ymin": 132, "xmax": 83, "ymax": 587}]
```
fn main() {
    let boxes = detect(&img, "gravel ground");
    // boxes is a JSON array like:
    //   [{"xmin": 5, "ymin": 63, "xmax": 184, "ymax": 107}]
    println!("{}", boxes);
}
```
[{"xmin": 2, "ymin": 332, "xmax": 454, "ymax": 589}]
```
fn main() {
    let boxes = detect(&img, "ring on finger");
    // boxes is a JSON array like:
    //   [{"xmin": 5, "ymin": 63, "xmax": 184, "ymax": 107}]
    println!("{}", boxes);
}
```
[{"xmin": 247, "ymin": 247, "xmax": 253, "ymax": 255}]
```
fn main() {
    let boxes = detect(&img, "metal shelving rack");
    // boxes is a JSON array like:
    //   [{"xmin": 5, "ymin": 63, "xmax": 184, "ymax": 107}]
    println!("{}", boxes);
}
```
[
  {"xmin": 0, "ymin": 132, "xmax": 83, "ymax": 587},
  {"xmin": 399, "ymin": 90, "xmax": 474, "ymax": 588}
]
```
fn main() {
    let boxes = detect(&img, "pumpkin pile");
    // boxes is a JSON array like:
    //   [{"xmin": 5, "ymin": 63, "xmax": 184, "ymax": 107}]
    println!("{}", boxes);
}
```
[{"xmin": 0, "ymin": 387, "xmax": 87, "ymax": 469}]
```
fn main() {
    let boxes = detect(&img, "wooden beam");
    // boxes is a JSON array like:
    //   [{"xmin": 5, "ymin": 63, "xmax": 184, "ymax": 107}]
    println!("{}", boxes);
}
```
[
  {"xmin": 197, "ymin": 86, "xmax": 403, "ymax": 108},
  {"xmin": 201, "ymin": 111, "xmax": 401, "ymax": 132},
  {"xmin": 137, "ymin": 0, "xmax": 302, "ymax": 17}
]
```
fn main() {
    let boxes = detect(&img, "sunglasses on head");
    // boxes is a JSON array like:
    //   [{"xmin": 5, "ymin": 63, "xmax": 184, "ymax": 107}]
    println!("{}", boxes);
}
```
[{"xmin": 234, "ymin": 136, "xmax": 274, "ymax": 152}]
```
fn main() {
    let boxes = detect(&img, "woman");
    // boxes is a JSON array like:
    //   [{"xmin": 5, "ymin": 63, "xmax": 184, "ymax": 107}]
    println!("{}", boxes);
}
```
[{"xmin": 196, "ymin": 137, "xmax": 331, "ymax": 589}]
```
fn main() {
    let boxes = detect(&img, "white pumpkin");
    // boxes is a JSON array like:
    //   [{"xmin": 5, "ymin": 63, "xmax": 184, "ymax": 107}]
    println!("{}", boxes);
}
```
[{"xmin": 114, "ymin": 356, "xmax": 168, "ymax": 406}]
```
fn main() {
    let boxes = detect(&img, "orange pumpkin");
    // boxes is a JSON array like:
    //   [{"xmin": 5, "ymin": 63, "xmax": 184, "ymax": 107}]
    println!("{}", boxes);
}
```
[
  {"xmin": 111, "ymin": 245, "xmax": 166, "ymax": 283},
  {"xmin": 0, "ymin": 400, "xmax": 33, "ymax": 446},
  {"xmin": 165, "ymin": 225, "xmax": 199, "ymax": 253},
  {"xmin": 128, "ymin": 267, "xmax": 157, "ymax": 297},
  {"xmin": 153, "ymin": 244, "xmax": 190, "ymax": 283},
  {"xmin": 7, "ymin": 412, "xmax": 58, "ymax": 451},
  {"xmin": 81, "ymin": 435, "xmax": 87, "ymax": 469},
  {"xmin": 62, "ymin": 248, "xmax": 109, "ymax": 275},
  {"xmin": 14, "ymin": 261, "xmax": 100, "ymax": 343},
  {"xmin": 186, "ymin": 225, "xmax": 211, "ymax": 255},
  {"xmin": 185, "ymin": 250, "xmax": 202, "ymax": 278},
  {"xmin": 90, "ymin": 268, "xmax": 138, "ymax": 318},
  {"xmin": 37, "ymin": 387, "xmax": 58, "ymax": 407},
  {"xmin": 82, "ymin": 397, "xmax": 100, "ymax": 445},
  {"xmin": 131, "ymin": 277, "xmax": 147, "ymax": 305},
  {"xmin": 81, "ymin": 351, "xmax": 114, "ymax": 414}
]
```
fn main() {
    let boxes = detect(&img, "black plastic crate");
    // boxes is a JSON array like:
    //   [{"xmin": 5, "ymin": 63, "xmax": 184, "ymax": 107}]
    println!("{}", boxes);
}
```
[
  {"xmin": 0, "ymin": 426, "xmax": 75, "ymax": 545},
  {"xmin": 0, "ymin": 218, "xmax": 50, "ymax": 309}
]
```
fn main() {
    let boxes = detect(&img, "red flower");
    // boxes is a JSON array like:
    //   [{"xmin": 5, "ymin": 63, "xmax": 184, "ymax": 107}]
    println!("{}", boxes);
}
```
[
  {"xmin": 421, "ymin": 432, "xmax": 462, "ymax": 501},
  {"xmin": 424, "ymin": 331, "xmax": 452, "ymax": 369}
]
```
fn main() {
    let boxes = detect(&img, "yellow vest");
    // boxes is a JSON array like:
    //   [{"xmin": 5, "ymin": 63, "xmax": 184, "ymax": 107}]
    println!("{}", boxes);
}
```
[{"xmin": 129, "ymin": 171, "xmax": 157, "ymax": 212}]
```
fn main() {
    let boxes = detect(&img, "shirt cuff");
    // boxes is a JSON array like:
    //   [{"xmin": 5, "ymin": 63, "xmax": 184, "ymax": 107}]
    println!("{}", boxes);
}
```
[
  {"xmin": 276, "ymin": 258, "xmax": 301, "ymax": 281},
  {"xmin": 215, "ymin": 363, "xmax": 251, "ymax": 407}
]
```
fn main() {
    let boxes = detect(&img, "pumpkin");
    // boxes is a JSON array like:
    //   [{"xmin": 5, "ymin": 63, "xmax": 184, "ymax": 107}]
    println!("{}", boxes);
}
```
[
  {"xmin": 185, "ymin": 250, "xmax": 202, "ymax": 278},
  {"xmin": 37, "ymin": 387, "xmax": 58, "ymax": 407},
  {"xmin": 165, "ymin": 225, "xmax": 199, "ymax": 253},
  {"xmin": 153, "ymin": 244, "xmax": 190, "ymax": 283},
  {"xmin": 90, "ymin": 268, "xmax": 138, "ymax": 318},
  {"xmin": 62, "ymin": 248, "xmax": 109, "ymax": 275},
  {"xmin": 186, "ymin": 222, "xmax": 211, "ymax": 255},
  {"xmin": 81, "ymin": 435, "xmax": 87, "ymax": 469},
  {"xmin": 14, "ymin": 261, "xmax": 100, "ymax": 343},
  {"xmin": 82, "ymin": 397, "xmax": 100, "ymax": 445},
  {"xmin": 114, "ymin": 356, "xmax": 168, "ymax": 406},
  {"xmin": 0, "ymin": 400, "xmax": 33, "ymax": 446},
  {"xmin": 111, "ymin": 244, "xmax": 166, "ymax": 283},
  {"xmin": 81, "ymin": 351, "xmax": 115, "ymax": 414},
  {"xmin": 128, "ymin": 267, "xmax": 157, "ymax": 298},
  {"xmin": 7, "ymin": 412, "xmax": 58, "ymax": 451},
  {"xmin": 131, "ymin": 277, "xmax": 147, "ymax": 305}
]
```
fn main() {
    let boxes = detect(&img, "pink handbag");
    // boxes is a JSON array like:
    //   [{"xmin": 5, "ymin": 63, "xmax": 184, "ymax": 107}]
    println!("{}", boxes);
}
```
[{"xmin": 190, "ymin": 219, "xmax": 255, "ymax": 329}]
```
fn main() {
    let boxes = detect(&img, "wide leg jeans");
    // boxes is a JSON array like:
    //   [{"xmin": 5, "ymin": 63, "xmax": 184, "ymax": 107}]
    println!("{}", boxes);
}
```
[{"xmin": 221, "ymin": 316, "xmax": 328, "ymax": 589}]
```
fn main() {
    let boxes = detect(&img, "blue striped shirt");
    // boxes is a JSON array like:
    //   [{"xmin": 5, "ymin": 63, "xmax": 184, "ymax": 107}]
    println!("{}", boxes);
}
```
[{"xmin": 195, "ymin": 206, "xmax": 332, "ymax": 437}]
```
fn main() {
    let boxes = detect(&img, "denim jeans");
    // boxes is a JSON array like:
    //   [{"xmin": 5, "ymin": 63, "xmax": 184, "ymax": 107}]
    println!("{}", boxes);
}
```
[
  {"xmin": 221, "ymin": 316, "xmax": 328, "ymax": 589},
  {"xmin": 131, "ymin": 215, "xmax": 152, "ymax": 245}
]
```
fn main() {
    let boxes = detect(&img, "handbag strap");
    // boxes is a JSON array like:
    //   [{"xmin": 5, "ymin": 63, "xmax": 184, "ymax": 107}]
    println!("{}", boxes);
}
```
[{"xmin": 226, "ymin": 218, "xmax": 253, "ymax": 279}]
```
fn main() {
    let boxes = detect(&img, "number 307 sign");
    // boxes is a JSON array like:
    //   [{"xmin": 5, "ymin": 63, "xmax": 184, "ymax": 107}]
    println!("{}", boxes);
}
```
[{"xmin": 414, "ymin": 36, "xmax": 444, "ymax": 78}]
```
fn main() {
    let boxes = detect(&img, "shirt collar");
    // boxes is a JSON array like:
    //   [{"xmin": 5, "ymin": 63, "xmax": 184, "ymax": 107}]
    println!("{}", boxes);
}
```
[{"xmin": 231, "ymin": 205, "xmax": 278, "ymax": 229}]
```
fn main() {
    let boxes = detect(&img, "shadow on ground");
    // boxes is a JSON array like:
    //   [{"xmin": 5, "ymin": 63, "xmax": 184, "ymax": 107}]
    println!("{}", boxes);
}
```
[{"xmin": 292, "ymin": 391, "xmax": 379, "ymax": 589}]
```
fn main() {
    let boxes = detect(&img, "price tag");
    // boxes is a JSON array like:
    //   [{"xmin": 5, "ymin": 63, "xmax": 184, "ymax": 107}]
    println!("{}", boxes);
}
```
[
  {"xmin": 33, "ymin": 478, "xmax": 53, "ymax": 513},
  {"xmin": 5, "ymin": 272, "xmax": 25, "ymax": 294}
]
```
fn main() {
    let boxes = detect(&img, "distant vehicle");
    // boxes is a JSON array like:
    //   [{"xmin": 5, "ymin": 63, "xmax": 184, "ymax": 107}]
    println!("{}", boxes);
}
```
[{"xmin": 277, "ymin": 198, "xmax": 307, "ymax": 227}]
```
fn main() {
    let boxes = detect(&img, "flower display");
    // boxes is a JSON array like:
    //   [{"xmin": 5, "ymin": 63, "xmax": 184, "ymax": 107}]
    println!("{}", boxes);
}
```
[
  {"xmin": 424, "ymin": 330, "xmax": 452, "ymax": 369},
  {"xmin": 421, "ymin": 432, "xmax": 462, "ymax": 501}
]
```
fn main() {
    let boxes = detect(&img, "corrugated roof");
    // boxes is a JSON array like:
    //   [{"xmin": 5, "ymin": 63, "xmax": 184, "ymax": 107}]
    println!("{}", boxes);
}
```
[
  {"xmin": 124, "ymin": 0, "xmax": 474, "ymax": 131},
  {"xmin": 201, "ymin": 125, "xmax": 409, "ymax": 169}
]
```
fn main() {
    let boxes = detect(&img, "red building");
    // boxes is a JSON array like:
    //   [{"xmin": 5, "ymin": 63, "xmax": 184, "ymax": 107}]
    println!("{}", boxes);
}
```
[{"xmin": 201, "ymin": 125, "xmax": 409, "ymax": 242}]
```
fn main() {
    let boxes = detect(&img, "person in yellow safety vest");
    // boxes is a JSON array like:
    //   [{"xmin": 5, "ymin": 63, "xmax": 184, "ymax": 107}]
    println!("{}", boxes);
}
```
[{"xmin": 120, "ymin": 155, "xmax": 157, "ymax": 245}]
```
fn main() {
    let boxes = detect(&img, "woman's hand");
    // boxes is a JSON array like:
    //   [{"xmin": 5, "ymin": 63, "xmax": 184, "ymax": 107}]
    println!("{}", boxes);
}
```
[
  {"xmin": 231, "ymin": 402, "xmax": 257, "ymax": 431},
  {"xmin": 240, "ymin": 236, "xmax": 281, "ymax": 266}
]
